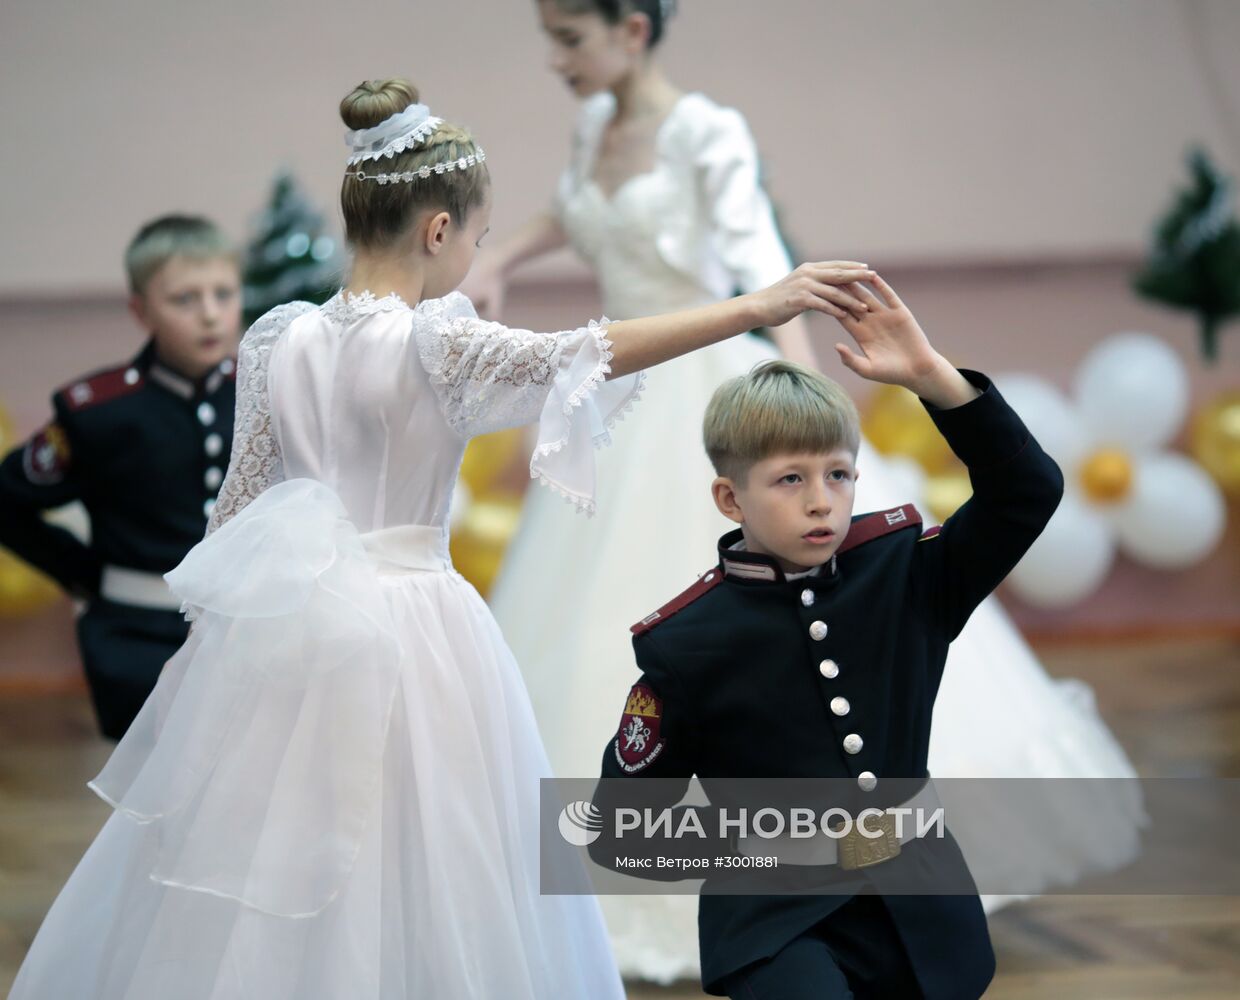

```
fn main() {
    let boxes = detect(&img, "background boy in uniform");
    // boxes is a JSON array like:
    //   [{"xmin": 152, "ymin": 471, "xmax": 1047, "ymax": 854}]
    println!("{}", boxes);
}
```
[
  {"xmin": 0, "ymin": 215, "xmax": 242, "ymax": 739},
  {"xmin": 591, "ymin": 274, "xmax": 1064, "ymax": 999}
]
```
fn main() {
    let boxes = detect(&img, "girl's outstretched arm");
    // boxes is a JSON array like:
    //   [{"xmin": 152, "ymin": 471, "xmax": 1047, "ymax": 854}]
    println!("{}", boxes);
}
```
[{"xmin": 607, "ymin": 262, "xmax": 875, "ymax": 378}]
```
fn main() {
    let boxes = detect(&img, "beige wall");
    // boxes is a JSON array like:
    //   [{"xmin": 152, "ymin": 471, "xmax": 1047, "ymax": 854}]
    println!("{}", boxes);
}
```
[{"xmin": 1, "ymin": 0, "xmax": 1239, "ymax": 296}]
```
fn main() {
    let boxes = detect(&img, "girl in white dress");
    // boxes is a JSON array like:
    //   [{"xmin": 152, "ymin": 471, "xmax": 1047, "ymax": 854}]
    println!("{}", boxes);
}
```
[
  {"xmin": 7, "ymin": 79, "xmax": 877, "ymax": 1000},
  {"xmin": 470, "ymin": 1, "xmax": 1147, "ymax": 985}
]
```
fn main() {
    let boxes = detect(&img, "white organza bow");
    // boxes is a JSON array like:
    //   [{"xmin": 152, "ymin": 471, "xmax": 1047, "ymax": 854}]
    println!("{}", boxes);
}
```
[{"xmin": 345, "ymin": 103, "xmax": 444, "ymax": 164}]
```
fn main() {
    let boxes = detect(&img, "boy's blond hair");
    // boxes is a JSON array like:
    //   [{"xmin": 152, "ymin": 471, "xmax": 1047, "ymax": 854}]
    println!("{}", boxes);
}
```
[
  {"xmin": 124, "ymin": 215, "xmax": 237, "ymax": 295},
  {"xmin": 703, "ymin": 360, "xmax": 861, "ymax": 483}
]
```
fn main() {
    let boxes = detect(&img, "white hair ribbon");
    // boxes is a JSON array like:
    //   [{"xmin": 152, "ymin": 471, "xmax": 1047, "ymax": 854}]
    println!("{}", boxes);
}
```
[{"xmin": 344, "ymin": 103, "xmax": 444, "ymax": 165}]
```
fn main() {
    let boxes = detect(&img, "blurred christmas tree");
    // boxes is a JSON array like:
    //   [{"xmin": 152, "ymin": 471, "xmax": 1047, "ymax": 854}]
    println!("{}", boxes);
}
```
[
  {"xmin": 242, "ymin": 172, "xmax": 344, "ymax": 327},
  {"xmin": 1133, "ymin": 148, "xmax": 1240, "ymax": 364}
]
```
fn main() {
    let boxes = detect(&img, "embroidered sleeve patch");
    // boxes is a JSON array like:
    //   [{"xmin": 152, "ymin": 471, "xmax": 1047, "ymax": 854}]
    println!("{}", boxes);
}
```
[
  {"xmin": 613, "ymin": 682, "xmax": 666, "ymax": 773},
  {"xmin": 22, "ymin": 423, "xmax": 71, "ymax": 485}
]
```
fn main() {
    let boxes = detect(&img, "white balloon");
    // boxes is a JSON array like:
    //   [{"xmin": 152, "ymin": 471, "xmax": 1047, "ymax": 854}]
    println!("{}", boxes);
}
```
[
  {"xmin": 1007, "ymin": 495, "xmax": 1115, "ymax": 607},
  {"xmin": 1112, "ymin": 453, "xmax": 1226, "ymax": 568},
  {"xmin": 993, "ymin": 373, "xmax": 1087, "ymax": 470},
  {"xmin": 1074, "ymin": 333, "xmax": 1189, "ymax": 450}
]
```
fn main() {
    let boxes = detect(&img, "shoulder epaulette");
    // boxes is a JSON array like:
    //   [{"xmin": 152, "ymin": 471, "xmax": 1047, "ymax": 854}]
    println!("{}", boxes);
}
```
[
  {"xmin": 631, "ymin": 567, "xmax": 724, "ymax": 636},
  {"xmin": 836, "ymin": 503, "xmax": 923, "ymax": 555},
  {"xmin": 56, "ymin": 363, "xmax": 145, "ymax": 413}
]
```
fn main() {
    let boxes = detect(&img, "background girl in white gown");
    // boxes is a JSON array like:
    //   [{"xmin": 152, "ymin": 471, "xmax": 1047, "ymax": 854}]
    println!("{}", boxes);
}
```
[
  {"xmin": 469, "ymin": 0, "xmax": 1147, "ymax": 985},
  {"xmin": 8, "ymin": 76, "xmax": 877, "ymax": 999}
]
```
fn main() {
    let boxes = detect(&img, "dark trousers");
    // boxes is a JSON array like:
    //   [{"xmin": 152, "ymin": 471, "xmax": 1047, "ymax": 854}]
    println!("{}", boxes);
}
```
[
  {"xmin": 77, "ymin": 599, "xmax": 189, "ymax": 740},
  {"xmin": 722, "ymin": 895, "xmax": 921, "ymax": 1000}
]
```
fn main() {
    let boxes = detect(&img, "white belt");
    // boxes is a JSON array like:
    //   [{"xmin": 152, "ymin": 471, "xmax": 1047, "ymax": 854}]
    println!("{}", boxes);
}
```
[
  {"xmin": 100, "ymin": 565, "xmax": 183, "ymax": 611},
  {"xmin": 359, "ymin": 524, "xmax": 451, "ymax": 576},
  {"xmin": 735, "ymin": 779, "xmax": 943, "ymax": 871}
]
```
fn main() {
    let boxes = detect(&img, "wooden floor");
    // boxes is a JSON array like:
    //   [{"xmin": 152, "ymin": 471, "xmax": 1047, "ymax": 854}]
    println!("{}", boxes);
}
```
[{"xmin": 2, "ymin": 637, "xmax": 1238, "ymax": 998}]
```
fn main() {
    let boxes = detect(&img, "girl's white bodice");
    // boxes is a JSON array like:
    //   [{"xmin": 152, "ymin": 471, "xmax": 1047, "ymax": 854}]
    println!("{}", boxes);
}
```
[
  {"xmin": 212, "ymin": 291, "xmax": 642, "ymax": 534},
  {"xmin": 556, "ymin": 91, "xmax": 793, "ymax": 319}
]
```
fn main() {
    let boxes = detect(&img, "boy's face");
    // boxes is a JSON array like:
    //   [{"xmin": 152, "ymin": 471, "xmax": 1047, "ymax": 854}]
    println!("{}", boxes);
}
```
[
  {"xmin": 713, "ymin": 449, "xmax": 859, "ymax": 575},
  {"xmin": 130, "ymin": 255, "xmax": 242, "ymax": 379}
]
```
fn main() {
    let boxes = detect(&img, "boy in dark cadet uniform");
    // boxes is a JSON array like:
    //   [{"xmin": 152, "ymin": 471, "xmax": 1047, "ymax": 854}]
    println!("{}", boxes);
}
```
[
  {"xmin": 591, "ymin": 274, "xmax": 1064, "ymax": 999},
  {"xmin": 0, "ymin": 215, "xmax": 242, "ymax": 740}
]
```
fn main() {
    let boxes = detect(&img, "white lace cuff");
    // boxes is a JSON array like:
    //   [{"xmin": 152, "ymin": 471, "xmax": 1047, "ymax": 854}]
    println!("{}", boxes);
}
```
[{"xmin": 529, "ymin": 318, "xmax": 644, "ymax": 516}]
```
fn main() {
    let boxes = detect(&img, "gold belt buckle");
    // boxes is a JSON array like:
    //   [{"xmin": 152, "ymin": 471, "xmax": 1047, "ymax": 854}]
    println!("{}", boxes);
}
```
[{"xmin": 838, "ymin": 812, "xmax": 901, "ymax": 871}]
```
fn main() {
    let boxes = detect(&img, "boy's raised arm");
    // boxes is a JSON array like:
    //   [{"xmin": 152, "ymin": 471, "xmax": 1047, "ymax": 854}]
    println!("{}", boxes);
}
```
[
  {"xmin": 832, "ymin": 275, "xmax": 1064, "ymax": 640},
  {"xmin": 911, "ymin": 372, "xmax": 1064, "ymax": 639}
]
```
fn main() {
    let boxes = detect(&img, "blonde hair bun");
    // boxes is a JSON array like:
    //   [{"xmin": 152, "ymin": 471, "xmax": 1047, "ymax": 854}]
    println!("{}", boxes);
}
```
[{"xmin": 339, "ymin": 78, "xmax": 420, "ymax": 131}]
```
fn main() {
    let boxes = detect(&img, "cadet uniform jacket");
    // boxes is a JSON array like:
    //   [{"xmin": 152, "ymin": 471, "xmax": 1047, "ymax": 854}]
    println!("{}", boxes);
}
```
[{"xmin": 0, "ymin": 341, "xmax": 236, "ymax": 594}]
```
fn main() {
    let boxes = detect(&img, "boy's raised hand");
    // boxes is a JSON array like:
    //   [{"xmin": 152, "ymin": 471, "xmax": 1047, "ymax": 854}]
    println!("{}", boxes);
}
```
[{"xmin": 832, "ymin": 274, "xmax": 978, "ymax": 407}]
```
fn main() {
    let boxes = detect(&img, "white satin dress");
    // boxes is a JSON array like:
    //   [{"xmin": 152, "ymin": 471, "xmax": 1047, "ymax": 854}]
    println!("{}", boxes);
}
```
[
  {"xmin": 488, "ymin": 92, "xmax": 1146, "ymax": 984},
  {"xmin": 8, "ymin": 291, "xmax": 638, "ymax": 1000}
]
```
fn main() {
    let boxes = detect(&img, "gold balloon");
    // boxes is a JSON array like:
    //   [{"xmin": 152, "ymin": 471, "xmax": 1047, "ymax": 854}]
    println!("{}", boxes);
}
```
[
  {"xmin": 1078, "ymin": 447, "xmax": 1135, "ymax": 503},
  {"xmin": 0, "ymin": 551, "xmax": 60, "ymax": 619},
  {"xmin": 449, "ymin": 498, "xmax": 523, "ymax": 597},
  {"xmin": 1191, "ymin": 390, "xmax": 1240, "ymax": 498},
  {"xmin": 924, "ymin": 468, "xmax": 973, "ymax": 524},
  {"xmin": 861, "ymin": 384, "xmax": 956, "ymax": 474}
]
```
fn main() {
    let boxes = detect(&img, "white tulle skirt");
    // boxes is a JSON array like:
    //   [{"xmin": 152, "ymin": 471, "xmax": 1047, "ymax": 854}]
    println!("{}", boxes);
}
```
[
  {"xmin": 9, "ymin": 480, "xmax": 624, "ymax": 1000},
  {"xmin": 490, "ymin": 338, "xmax": 1146, "ymax": 984}
]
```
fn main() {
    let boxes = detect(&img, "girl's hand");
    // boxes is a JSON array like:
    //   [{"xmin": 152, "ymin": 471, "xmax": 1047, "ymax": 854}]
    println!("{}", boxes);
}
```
[
  {"xmin": 832, "ymin": 274, "xmax": 948, "ymax": 392},
  {"xmin": 459, "ymin": 256, "xmax": 507, "ymax": 321},
  {"xmin": 751, "ymin": 262, "xmax": 877, "ymax": 329}
]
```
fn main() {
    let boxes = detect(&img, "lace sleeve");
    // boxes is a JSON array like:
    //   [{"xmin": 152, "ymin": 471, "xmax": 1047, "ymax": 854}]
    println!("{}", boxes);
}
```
[
  {"xmin": 696, "ymin": 104, "xmax": 793, "ymax": 293},
  {"xmin": 415, "ymin": 292, "xmax": 644, "ymax": 514},
  {"xmin": 416, "ymin": 309, "xmax": 567, "ymax": 438},
  {"xmin": 206, "ymin": 302, "xmax": 316, "ymax": 535}
]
